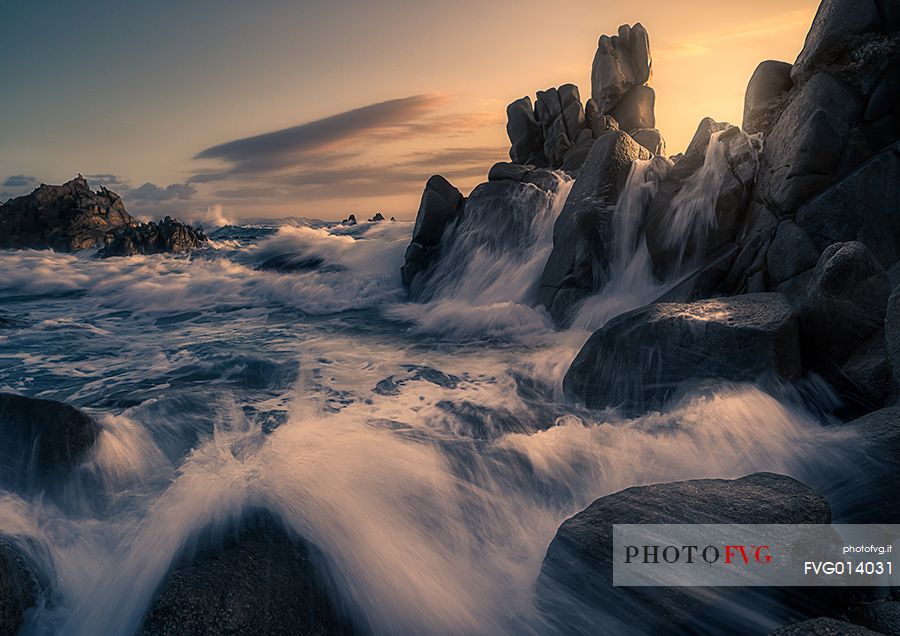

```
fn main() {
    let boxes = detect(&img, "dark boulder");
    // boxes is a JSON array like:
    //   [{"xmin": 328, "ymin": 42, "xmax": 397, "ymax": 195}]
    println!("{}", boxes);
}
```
[
  {"xmin": 753, "ymin": 72, "xmax": 862, "ymax": 216},
  {"xmin": 0, "ymin": 538, "xmax": 41, "ymax": 636},
  {"xmin": 563, "ymin": 293, "xmax": 801, "ymax": 414},
  {"xmin": 400, "ymin": 176, "xmax": 465, "ymax": 297},
  {"xmin": 795, "ymin": 142, "xmax": 900, "ymax": 267},
  {"xmin": 766, "ymin": 220, "xmax": 819, "ymax": 288},
  {"xmin": 0, "ymin": 176, "xmax": 135, "ymax": 252},
  {"xmin": 609, "ymin": 85, "xmax": 655, "ymax": 133},
  {"xmin": 141, "ymin": 512, "xmax": 358, "ymax": 636},
  {"xmin": 506, "ymin": 97, "xmax": 542, "ymax": 165},
  {"xmin": 770, "ymin": 617, "xmax": 883, "ymax": 635},
  {"xmin": 537, "ymin": 130, "xmax": 650, "ymax": 323},
  {"xmin": 791, "ymin": 0, "xmax": 888, "ymax": 86},
  {"xmin": 630, "ymin": 128, "xmax": 665, "ymax": 156},
  {"xmin": 743, "ymin": 60, "xmax": 794, "ymax": 136},
  {"xmin": 99, "ymin": 216, "xmax": 206, "ymax": 257},
  {"xmin": 537, "ymin": 473, "xmax": 830, "ymax": 636},
  {"xmin": 590, "ymin": 23, "xmax": 652, "ymax": 112},
  {"xmin": 0, "ymin": 393, "xmax": 99, "ymax": 489},
  {"xmin": 800, "ymin": 242, "xmax": 890, "ymax": 364}
]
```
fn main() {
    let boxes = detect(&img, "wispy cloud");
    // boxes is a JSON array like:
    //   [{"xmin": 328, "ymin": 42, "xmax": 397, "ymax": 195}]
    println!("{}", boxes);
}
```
[{"xmin": 2, "ymin": 174, "xmax": 37, "ymax": 188}]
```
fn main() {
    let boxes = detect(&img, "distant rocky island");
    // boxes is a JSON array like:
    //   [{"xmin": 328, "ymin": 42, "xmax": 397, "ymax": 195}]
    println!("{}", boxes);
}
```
[{"xmin": 0, "ymin": 175, "xmax": 206, "ymax": 257}]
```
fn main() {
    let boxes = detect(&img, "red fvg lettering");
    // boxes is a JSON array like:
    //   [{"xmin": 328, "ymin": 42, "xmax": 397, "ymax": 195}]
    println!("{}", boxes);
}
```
[{"xmin": 724, "ymin": 545, "xmax": 772, "ymax": 564}]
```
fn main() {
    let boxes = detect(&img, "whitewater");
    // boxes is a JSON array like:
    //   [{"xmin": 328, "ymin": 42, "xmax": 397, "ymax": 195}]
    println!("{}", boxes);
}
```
[{"xmin": 0, "ymin": 158, "xmax": 860, "ymax": 635}]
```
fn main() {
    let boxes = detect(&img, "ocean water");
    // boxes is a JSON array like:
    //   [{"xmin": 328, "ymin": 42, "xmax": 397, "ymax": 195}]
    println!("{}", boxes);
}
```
[{"xmin": 0, "ymin": 161, "xmax": 859, "ymax": 635}]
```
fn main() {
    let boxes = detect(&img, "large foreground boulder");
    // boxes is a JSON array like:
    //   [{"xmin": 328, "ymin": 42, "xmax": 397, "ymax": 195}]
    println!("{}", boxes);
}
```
[
  {"xmin": 0, "ymin": 393, "xmax": 99, "ymax": 490},
  {"xmin": 564, "ymin": 293, "xmax": 801, "ymax": 414},
  {"xmin": 141, "ymin": 512, "xmax": 358, "ymax": 635},
  {"xmin": 537, "ymin": 130, "xmax": 650, "ymax": 323},
  {"xmin": 0, "ymin": 538, "xmax": 41, "ymax": 636},
  {"xmin": 537, "ymin": 473, "xmax": 830, "ymax": 636},
  {"xmin": 0, "ymin": 176, "xmax": 206, "ymax": 256}
]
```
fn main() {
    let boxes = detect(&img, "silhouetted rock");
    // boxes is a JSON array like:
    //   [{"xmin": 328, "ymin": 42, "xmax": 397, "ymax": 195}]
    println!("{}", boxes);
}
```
[
  {"xmin": 341, "ymin": 214, "xmax": 357, "ymax": 226},
  {"xmin": 401, "ymin": 176, "xmax": 465, "ymax": 297},
  {"xmin": 770, "ymin": 617, "xmax": 883, "ymax": 635},
  {"xmin": 590, "ymin": 23, "xmax": 652, "ymax": 112},
  {"xmin": 801, "ymin": 241, "xmax": 890, "ymax": 363},
  {"xmin": 630, "ymin": 128, "xmax": 665, "ymax": 156},
  {"xmin": 537, "ymin": 130, "xmax": 651, "ymax": 322},
  {"xmin": 0, "ymin": 538, "xmax": 41, "ymax": 636},
  {"xmin": 506, "ymin": 96, "xmax": 543, "ymax": 164},
  {"xmin": 743, "ymin": 60, "xmax": 794, "ymax": 136},
  {"xmin": 584, "ymin": 99, "xmax": 618, "ymax": 138},
  {"xmin": 367, "ymin": 213, "xmax": 385, "ymax": 223},
  {"xmin": 609, "ymin": 85, "xmax": 655, "ymax": 133},
  {"xmin": 564, "ymin": 293, "xmax": 801, "ymax": 413},
  {"xmin": 100, "ymin": 216, "xmax": 206, "ymax": 257},
  {"xmin": 0, "ymin": 393, "xmax": 99, "ymax": 489},
  {"xmin": 0, "ymin": 176, "xmax": 206, "ymax": 256},
  {"xmin": 538, "ymin": 473, "xmax": 830, "ymax": 636},
  {"xmin": 141, "ymin": 512, "xmax": 357, "ymax": 635}
]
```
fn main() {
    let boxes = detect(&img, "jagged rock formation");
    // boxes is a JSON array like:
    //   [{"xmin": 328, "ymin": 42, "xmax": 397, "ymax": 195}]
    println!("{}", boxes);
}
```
[
  {"xmin": 141, "ymin": 512, "xmax": 357, "ymax": 635},
  {"xmin": 0, "ymin": 176, "xmax": 206, "ymax": 256},
  {"xmin": 537, "ymin": 131, "xmax": 651, "ymax": 322},
  {"xmin": 401, "ymin": 176, "xmax": 466, "ymax": 297},
  {"xmin": 503, "ymin": 23, "xmax": 664, "ymax": 169},
  {"xmin": 537, "ymin": 473, "xmax": 830, "ymax": 635}
]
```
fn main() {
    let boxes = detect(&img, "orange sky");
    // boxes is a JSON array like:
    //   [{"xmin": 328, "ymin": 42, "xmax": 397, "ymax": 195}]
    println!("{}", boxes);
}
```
[{"xmin": 0, "ymin": 0, "xmax": 820, "ymax": 221}]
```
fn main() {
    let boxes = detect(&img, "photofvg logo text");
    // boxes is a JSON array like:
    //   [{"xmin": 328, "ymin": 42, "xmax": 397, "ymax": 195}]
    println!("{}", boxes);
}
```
[
  {"xmin": 613, "ymin": 524, "xmax": 900, "ymax": 587},
  {"xmin": 624, "ymin": 543, "xmax": 772, "ymax": 566}
]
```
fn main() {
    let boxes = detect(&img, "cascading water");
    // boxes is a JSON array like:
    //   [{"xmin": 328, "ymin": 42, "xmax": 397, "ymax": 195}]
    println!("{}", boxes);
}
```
[{"xmin": 0, "ymin": 149, "xmax": 855, "ymax": 636}]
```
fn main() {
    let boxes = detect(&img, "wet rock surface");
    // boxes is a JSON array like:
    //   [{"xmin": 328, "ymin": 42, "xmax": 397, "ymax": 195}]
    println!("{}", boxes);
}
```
[
  {"xmin": 0, "ymin": 538, "xmax": 41, "ymax": 636},
  {"xmin": 141, "ymin": 512, "xmax": 358, "ymax": 636},
  {"xmin": 0, "ymin": 393, "xmax": 99, "ymax": 489},
  {"xmin": 538, "ymin": 473, "xmax": 830, "ymax": 636},
  {"xmin": 564, "ymin": 293, "xmax": 801, "ymax": 413}
]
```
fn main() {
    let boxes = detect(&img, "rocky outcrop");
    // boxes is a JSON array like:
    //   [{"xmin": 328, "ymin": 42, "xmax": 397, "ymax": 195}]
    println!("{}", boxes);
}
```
[
  {"xmin": 644, "ymin": 121, "xmax": 762, "ymax": 282},
  {"xmin": 848, "ymin": 600, "xmax": 900, "ymax": 635},
  {"xmin": 341, "ymin": 214, "xmax": 358, "ymax": 226},
  {"xmin": 0, "ymin": 393, "xmax": 99, "ymax": 490},
  {"xmin": 0, "ymin": 176, "xmax": 206, "ymax": 256},
  {"xmin": 537, "ymin": 130, "xmax": 651, "ymax": 322},
  {"xmin": 141, "ymin": 512, "xmax": 357, "ymax": 636},
  {"xmin": 503, "ymin": 85, "xmax": 594, "ymax": 171},
  {"xmin": 743, "ymin": 61, "xmax": 794, "ymax": 136},
  {"xmin": 537, "ymin": 473, "xmax": 830, "ymax": 635},
  {"xmin": 564, "ymin": 293, "xmax": 801, "ymax": 413},
  {"xmin": 367, "ymin": 213, "xmax": 385, "ymax": 223},
  {"xmin": 590, "ymin": 23, "xmax": 664, "ymax": 156},
  {"xmin": 400, "ymin": 176, "xmax": 465, "ymax": 298},
  {"xmin": 100, "ymin": 216, "xmax": 206, "ymax": 257},
  {"xmin": 795, "ymin": 142, "xmax": 900, "ymax": 267},
  {"xmin": 0, "ymin": 538, "xmax": 41, "ymax": 636}
]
